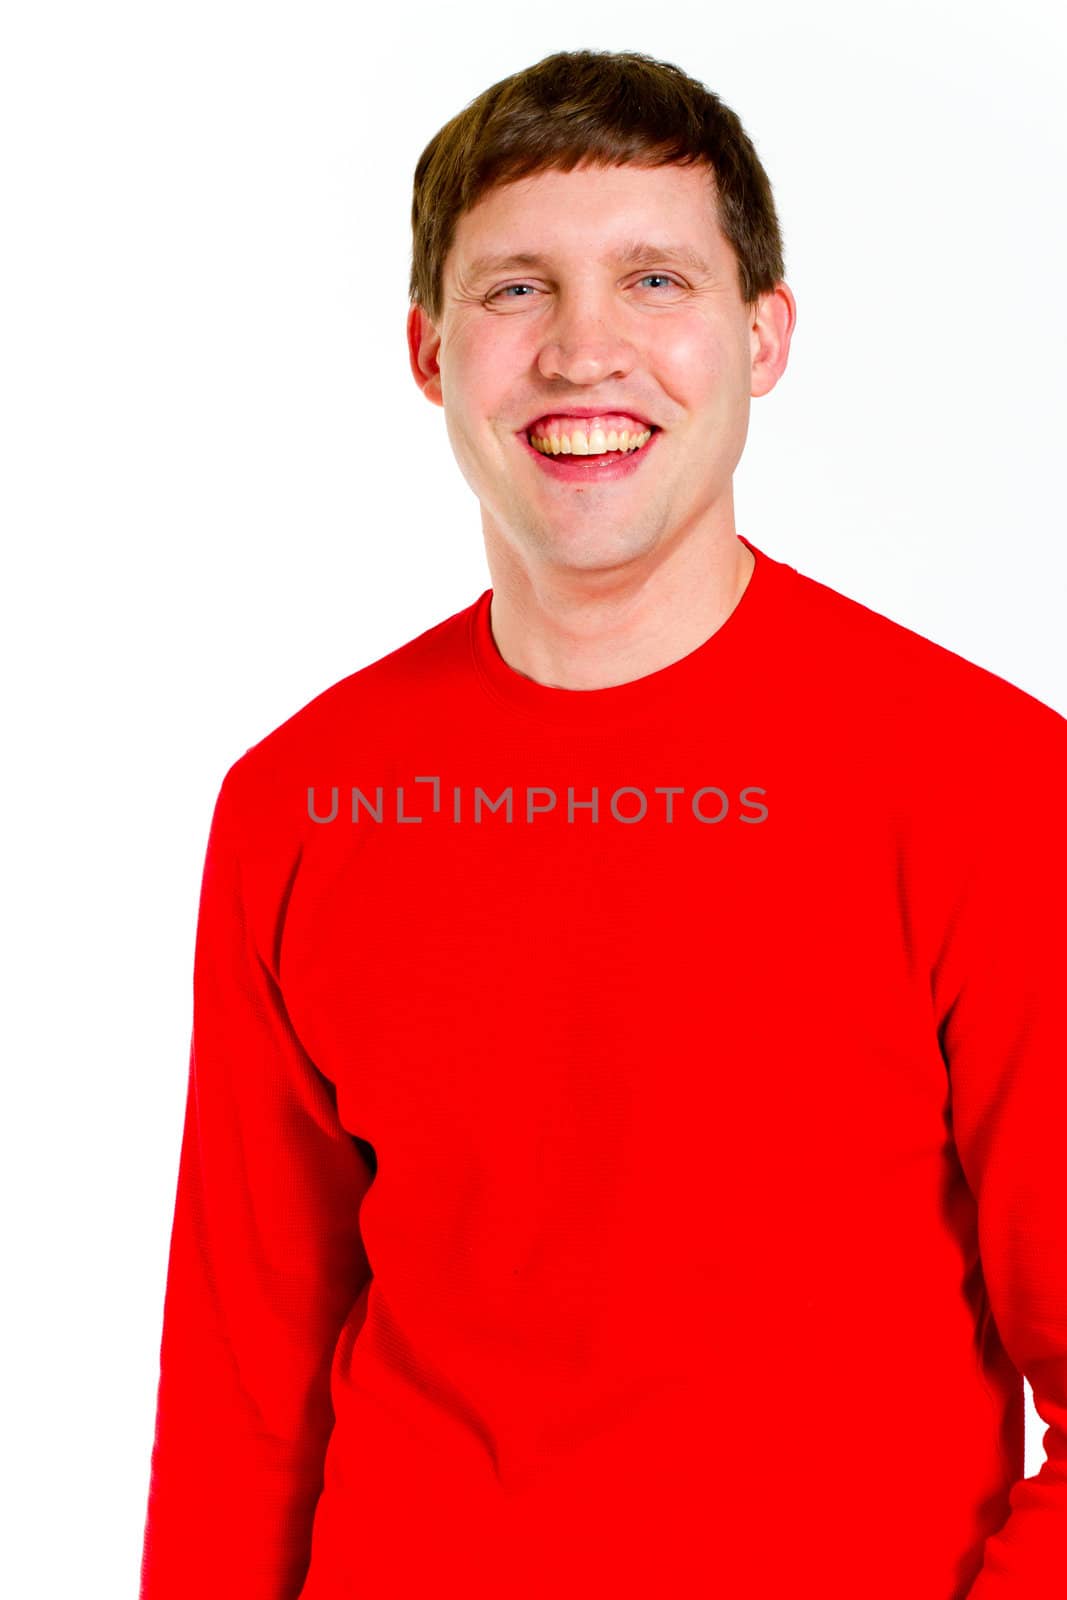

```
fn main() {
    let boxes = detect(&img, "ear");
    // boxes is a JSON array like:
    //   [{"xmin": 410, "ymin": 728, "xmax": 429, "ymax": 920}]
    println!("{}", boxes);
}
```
[
  {"xmin": 407, "ymin": 303, "xmax": 444, "ymax": 408},
  {"xmin": 750, "ymin": 281, "xmax": 797, "ymax": 401}
]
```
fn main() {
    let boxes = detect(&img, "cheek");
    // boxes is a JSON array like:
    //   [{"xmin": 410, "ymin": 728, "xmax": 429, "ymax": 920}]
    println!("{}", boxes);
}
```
[
  {"xmin": 449, "ymin": 323, "xmax": 517, "ymax": 390},
  {"xmin": 691, "ymin": 332, "xmax": 733, "ymax": 384},
  {"xmin": 444, "ymin": 344, "xmax": 519, "ymax": 443},
  {"xmin": 642, "ymin": 321, "xmax": 732, "ymax": 404}
]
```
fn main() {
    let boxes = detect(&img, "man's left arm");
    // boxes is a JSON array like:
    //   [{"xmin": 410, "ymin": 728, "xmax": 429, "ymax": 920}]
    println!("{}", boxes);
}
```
[{"xmin": 934, "ymin": 699, "xmax": 1067, "ymax": 1597}]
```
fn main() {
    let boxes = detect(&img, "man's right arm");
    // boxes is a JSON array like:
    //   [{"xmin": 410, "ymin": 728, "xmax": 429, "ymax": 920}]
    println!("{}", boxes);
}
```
[{"xmin": 139, "ymin": 759, "xmax": 374, "ymax": 1599}]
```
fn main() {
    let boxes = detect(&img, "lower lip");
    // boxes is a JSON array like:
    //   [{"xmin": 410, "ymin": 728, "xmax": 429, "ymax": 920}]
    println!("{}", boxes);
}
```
[{"xmin": 517, "ymin": 426, "xmax": 661, "ymax": 481}]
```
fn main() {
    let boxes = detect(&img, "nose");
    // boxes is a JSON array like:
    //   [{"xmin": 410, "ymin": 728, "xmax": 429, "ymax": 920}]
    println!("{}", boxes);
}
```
[{"xmin": 535, "ymin": 287, "xmax": 637, "ymax": 387}]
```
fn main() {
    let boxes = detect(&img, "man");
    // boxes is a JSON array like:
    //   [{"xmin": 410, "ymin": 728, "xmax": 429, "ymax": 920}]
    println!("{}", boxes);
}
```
[{"xmin": 139, "ymin": 48, "xmax": 1066, "ymax": 1600}]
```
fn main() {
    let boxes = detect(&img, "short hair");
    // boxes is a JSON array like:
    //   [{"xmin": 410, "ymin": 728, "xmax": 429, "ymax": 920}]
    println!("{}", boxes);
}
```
[{"xmin": 408, "ymin": 47, "xmax": 786, "ymax": 324}]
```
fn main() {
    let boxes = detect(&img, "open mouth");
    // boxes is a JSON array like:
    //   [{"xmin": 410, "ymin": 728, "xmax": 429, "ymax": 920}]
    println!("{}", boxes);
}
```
[{"xmin": 517, "ymin": 422, "xmax": 661, "ymax": 480}]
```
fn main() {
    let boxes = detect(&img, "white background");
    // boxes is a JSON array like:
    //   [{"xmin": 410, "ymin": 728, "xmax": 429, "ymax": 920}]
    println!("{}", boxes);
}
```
[{"xmin": 2, "ymin": 3, "xmax": 1064, "ymax": 1593}]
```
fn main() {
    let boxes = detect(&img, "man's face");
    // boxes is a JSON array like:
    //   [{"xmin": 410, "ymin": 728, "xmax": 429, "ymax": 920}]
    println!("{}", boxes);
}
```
[{"xmin": 408, "ymin": 160, "xmax": 789, "ymax": 578}]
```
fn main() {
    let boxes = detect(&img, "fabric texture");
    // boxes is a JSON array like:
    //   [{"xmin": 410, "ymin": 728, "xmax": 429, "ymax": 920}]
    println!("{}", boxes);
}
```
[{"xmin": 139, "ymin": 536, "xmax": 1067, "ymax": 1597}]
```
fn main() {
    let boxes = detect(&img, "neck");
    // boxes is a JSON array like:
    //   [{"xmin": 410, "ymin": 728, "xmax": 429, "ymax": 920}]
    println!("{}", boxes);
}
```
[{"xmin": 482, "ymin": 527, "xmax": 756, "ymax": 694}]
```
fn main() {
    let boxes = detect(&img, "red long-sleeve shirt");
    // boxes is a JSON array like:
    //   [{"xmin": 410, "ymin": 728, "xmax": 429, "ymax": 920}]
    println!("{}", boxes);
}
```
[{"xmin": 139, "ymin": 536, "xmax": 1067, "ymax": 1598}]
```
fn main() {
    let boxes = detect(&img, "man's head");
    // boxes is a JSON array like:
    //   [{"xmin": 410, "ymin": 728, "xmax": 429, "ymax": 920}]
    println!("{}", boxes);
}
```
[{"xmin": 406, "ymin": 49, "xmax": 795, "ymax": 586}]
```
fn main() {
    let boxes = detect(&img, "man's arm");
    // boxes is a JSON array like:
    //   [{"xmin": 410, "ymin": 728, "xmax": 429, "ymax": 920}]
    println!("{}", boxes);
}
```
[
  {"xmin": 139, "ymin": 760, "xmax": 374, "ymax": 1600},
  {"xmin": 935, "ymin": 703, "xmax": 1067, "ymax": 1597}
]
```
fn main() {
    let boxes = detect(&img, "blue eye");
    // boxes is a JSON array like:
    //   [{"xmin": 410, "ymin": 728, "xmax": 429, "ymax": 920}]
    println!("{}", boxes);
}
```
[{"xmin": 488, "ymin": 274, "xmax": 681, "ymax": 303}]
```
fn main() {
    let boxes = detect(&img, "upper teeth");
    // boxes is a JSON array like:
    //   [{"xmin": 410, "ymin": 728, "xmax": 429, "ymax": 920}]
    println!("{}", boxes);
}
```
[{"xmin": 529, "ymin": 423, "xmax": 653, "ymax": 456}]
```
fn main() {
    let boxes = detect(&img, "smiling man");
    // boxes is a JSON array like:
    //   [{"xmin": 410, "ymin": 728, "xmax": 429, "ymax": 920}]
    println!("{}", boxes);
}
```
[
  {"xmin": 140, "ymin": 48, "xmax": 1067, "ymax": 1600},
  {"xmin": 411, "ymin": 155, "xmax": 790, "ymax": 689}
]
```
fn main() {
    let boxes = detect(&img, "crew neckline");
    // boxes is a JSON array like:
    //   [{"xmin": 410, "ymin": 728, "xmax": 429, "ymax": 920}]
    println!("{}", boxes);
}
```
[{"xmin": 468, "ymin": 535, "xmax": 784, "ymax": 731}]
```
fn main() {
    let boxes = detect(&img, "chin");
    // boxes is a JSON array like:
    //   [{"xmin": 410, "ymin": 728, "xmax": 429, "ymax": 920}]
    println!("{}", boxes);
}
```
[{"xmin": 536, "ymin": 529, "xmax": 657, "ymax": 572}]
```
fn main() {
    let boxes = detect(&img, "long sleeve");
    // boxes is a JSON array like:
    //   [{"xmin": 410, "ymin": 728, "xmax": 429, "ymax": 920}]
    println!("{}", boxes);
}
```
[
  {"xmin": 139, "ymin": 761, "xmax": 374, "ymax": 1600},
  {"xmin": 935, "ymin": 710, "xmax": 1067, "ymax": 1597}
]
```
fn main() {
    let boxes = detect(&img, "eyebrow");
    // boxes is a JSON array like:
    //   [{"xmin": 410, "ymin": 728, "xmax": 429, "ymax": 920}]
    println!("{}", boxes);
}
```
[{"xmin": 462, "ymin": 238, "xmax": 714, "ymax": 283}]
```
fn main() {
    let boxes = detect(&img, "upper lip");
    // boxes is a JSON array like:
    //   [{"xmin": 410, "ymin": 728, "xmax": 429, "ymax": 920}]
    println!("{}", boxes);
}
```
[{"xmin": 521, "ymin": 406, "xmax": 658, "ymax": 434}]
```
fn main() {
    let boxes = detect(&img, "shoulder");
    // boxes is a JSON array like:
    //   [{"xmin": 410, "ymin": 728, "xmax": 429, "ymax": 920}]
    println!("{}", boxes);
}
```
[
  {"xmin": 771, "ymin": 551, "xmax": 1065, "ymax": 757},
  {"xmin": 212, "ymin": 590, "xmax": 485, "ymax": 836}
]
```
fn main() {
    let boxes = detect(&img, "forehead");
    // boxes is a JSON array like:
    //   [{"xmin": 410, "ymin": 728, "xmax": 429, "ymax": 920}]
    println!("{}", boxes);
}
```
[{"xmin": 450, "ymin": 161, "xmax": 723, "ymax": 280}]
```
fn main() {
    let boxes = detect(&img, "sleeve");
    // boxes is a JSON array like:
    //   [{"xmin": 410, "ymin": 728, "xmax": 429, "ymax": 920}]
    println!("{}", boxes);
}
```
[
  {"xmin": 934, "ymin": 710, "xmax": 1067, "ymax": 1597},
  {"xmin": 139, "ymin": 761, "xmax": 375, "ymax": 1600}
]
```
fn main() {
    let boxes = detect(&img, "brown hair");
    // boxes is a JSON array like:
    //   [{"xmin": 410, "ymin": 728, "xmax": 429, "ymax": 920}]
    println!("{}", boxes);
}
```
[{"xmin": 408, "ymin": 48, "xmax": 786, "ymax": 324}]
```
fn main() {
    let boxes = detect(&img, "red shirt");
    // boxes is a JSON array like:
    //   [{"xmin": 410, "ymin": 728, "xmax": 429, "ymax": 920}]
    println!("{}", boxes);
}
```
[{"xmin": 139, "ymin": 537, "xmax": 1067, "ymax": 1598}]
